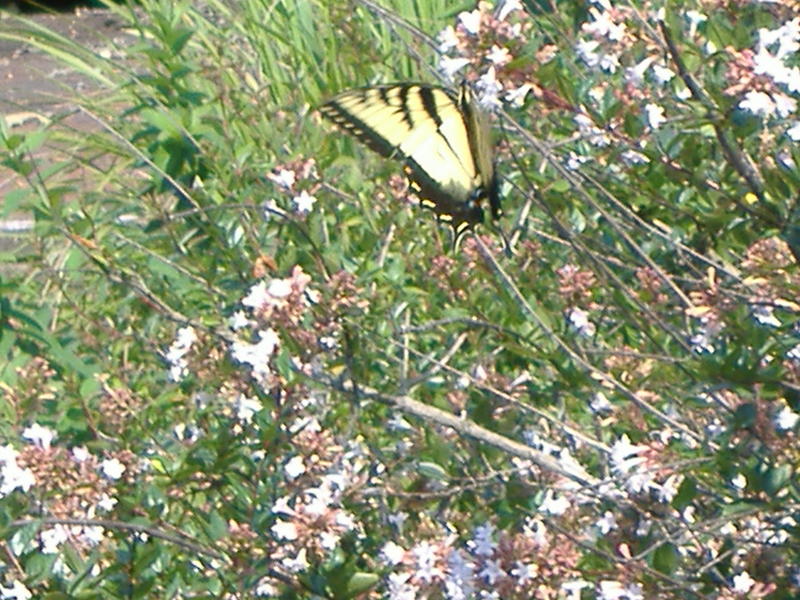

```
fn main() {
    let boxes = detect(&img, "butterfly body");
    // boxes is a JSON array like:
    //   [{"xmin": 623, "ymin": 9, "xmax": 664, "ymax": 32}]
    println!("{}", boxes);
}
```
[{"xmin": 319, "ymin": 82, "xmax": 500, "ymax": 246}]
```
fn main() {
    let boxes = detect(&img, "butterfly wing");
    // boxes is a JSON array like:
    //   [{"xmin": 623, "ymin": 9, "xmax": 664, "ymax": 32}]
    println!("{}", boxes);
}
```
[{"xmin": 320, "ymin": 83, "xmax": 500, "ymax": 244}]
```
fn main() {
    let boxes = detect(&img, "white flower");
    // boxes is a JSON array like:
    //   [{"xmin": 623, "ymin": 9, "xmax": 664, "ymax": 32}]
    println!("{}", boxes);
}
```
[
  {"xmin": 230, "ymin": 329, "xmax": 280, "ymax": 380},
  {"xmin": 413, "ymin": 541, "xmax": 443, "ymax": 583},
  {"xmin": 445, "ymin": 549, "xmax": 475, "ymax": 600},
  {"xmin": 651, "ymin": 63, "xmax": 675, "ymax": 84},
  {"xmin": 610, "ymin": 434, "xmax": 647, "ymax": 476},
  {"xmin": 775, "ymin": 406, "xmax": 800, "ymax": 430},
  {"xmin": 732, "ymin": 571, "xmax": 755, "ymax": 593},
  {"xmin": 272, "ymin": 495, "xmax": 295, "ymax": 517},
  {"xmin": 477, "ymin": 67, "xmax": 503, "ymax": 110},
  {"xmin": 524, "ymin": 517, "xmax": 548, "ymax": 546},
  {"xmin": 574, "ymin": 112, "xmax": 611, "ymax": 146},
  {"xmin": 567, "ymin": 151, "xmax": 591, "ymax": 170},
  {"xmin": 562, "ymin": 580, "xmax": 592, "ymax": 599},
  {"xmin": 381, "ymin": 541, "xmax": 406, "ymax": 565},
  {"xmin": 784, "ymin": 65, "xmax": 800, "ymax": 93},
  {"xmin": 282, "ymin": 548, "xmax": 308, "ymax": 572},
  {"xmin": 510, "ymin": 561, "xmax": 538, "ymax": 583},
  {"xmin": 505, "ymin": 84, "xmax": 533, "ymax": 107},
  {"xmin": 576, "ymin": 39, "xmax": 601, "ymax": 68},
  {"xmin": 479, "ymin": 558, "xmax": 505, "ymax": 584},
  {"xmin": 0, "ymin": 461, "xmax": 35, "ymax": 496},
  {"xmin": 72, "ymin": 446, "xmax": 91, "ymax": 462},
  {"xmin": 773, "ymin": 92, "xmax": 797, "ymax": 118},
  {"xmin": 596, "ymin": 511, "xmax": 618, "ymax": 534},
  {"xmin": 22, "ymin": 423, "xmax": 56, "ymax": 450},
  {"xmin": 625, "ymin": 56, "xmax": 654, "ymax": 87},
  {"xmin": 645, "ymin": 103, "xmax": 666, "ymax": 129},
  {"xmin": 168, "ymin": 358, "xmax": 188, "ymax": 383},
  {"xmin": 676, "ymin": 85, "xmax": 692, "ymax": 101},
  {"xmin": 567, "ymin": 307, "xmax": 596, "ymax": 337},
  {"xmin": 242, "ymin": 281, "xmax": 270, "ymax": 308},
  {"xmin": 437, "ymin": 25, "xmax": 458, "ymax": 53},
  {"xmin": 100, "ymin": 458, "xmax": 126, "ymax": 480},
  {"xmin": 685, "ymin": 11, "xmax": 707, "ymax": 37},
  {"xmin": 753, "ymin": 46, "xmax": 792, "ymax": 82},
  {"xmin": 81, "ymin": 525, "xmax": 105, "ymax": 546},
  {"xmin": 758, "ymin": 17, "xmax": 800, "ymax": 59},
  {"xmin": 600, "ymin": 54, "xmax": 619, "ymax": 73},
  {"xmin": 97, "ymin": 493, "xmax": 117, "ymax": 511},
  {"xmin": 655, "ymin": 474, "xmax": 681, "ymax": 503},
  {"xmin": 269, "ymin": 168, "xmax": 295, "ymax": 190},
  {"xmin": 486, "ymin": 45, "xmax": 511, "ymax": 66},
  {"xmin": 731, "ymin": 473, "xmax": 747, "ymax": 489},
  {"xmin": 598, "ymin": 581, "xmax": 644, "ymax": 600},
  {"xmin": 589, "ymin": 392, "xmax": 614, "ymax": 413},
  {"xmin": 267, "ymin": 278, "xmax": 293, "ymax": 298},
  {"xmin": 439, "ymin": 57, "xmax": 471, "ymax": 80},
  {"xmin": 318, "ymin": 335, "xmax": 337, "ymax": 351},
  {"xmin": 234, "ymin": 394, "xmax": 263, "ymax": 423},
  {"xmin": 292, "ymin": 190, "xmax": 316, "ymax": 214},
  {"xmin": 387, "ymin": 573, "xmax": 418, "ymax": 600},
  {"xmin": 625, "ymin": 470, "xmax": 654, "ymax": 494},
  {"xmin": 740, "ymin": 90, "xmax": 777, "ymax": 117},
  {"xmin": 0, "ymin": 445, "xmax": 18, "ymax": 465},
  {"xmin": 496, "ymin": 0, "xmax": 523, "ymax": 21},
  {"xmin": 271, "ymin": 519, "xmax": 298, "ymax": 540},
  {"xmin": 388, "ymin": 511, "xmax": 408, "ymax": 530},
  {"xmin": 164, "ymin": 326, "xmax": 197, "ymax": 382},
  {"xmin": 40, "ymin": 525, "xmax": 69, "ymax": 554},
  {"xmin": 599, "ymin": 52, "xmax": 620, "ymax": 73},
  {"xmin": 320, "ymin": 530, "xmax": 341, "ymax": 550},
  {"xmin": 752, "ymin": 304, "xmax": 781, "ymax": 327},
  {"xmin": 458, "ymin": 9, "xmax": 481, "ymax": 35},
  {"xmin": 539, "ymin": 490, "xmax": 570, "ymax": 515},
  {"xmin": 174, "ymin": 325, "xmax": 197, "ymax": 348},
  {"xmin": 0, "ymin": 580, "xmax": 32, "ymax": 600},
  {"xmin": 777, "ymin": 151, "xmax": 796, "ymax": 169},
  {"xmin": 229, "ymin": 310, "xmax": 251, "ymax": 330},
  {"xmin": 284, "ymin": 455, "xmax": 306, "ymax": 480},
  {"xmin": 583, "ymin": 7, "xmax": 626, "ymax": 42},
  {"xmin": 469, "ymin": 523, "xmax": 497, "ymax": 556}
]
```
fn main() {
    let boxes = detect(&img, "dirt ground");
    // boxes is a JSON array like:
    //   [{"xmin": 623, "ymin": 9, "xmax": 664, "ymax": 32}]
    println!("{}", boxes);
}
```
[
  {"xmin": 0, "ymin": 6, "xmax": 133, "ymax": 234},
  {"xmin": 0, "ymin": 6, "xmax": 128, "ymax": 115}
]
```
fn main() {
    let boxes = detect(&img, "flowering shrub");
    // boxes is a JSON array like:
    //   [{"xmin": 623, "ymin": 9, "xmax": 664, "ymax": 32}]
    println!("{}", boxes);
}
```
[{"xmin": 0, "ymin": 0, "xmax": 799, "ymax": 598}]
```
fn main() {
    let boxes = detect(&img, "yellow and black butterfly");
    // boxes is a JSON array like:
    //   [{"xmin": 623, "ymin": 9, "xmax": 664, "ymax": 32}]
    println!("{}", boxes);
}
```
[{"xmin": 319, "ymin": 82, "xmax": 501, "ymax": 247}]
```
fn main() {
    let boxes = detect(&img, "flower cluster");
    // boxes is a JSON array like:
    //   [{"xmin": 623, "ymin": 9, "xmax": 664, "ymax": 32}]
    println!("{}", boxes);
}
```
[
  {"xmin": 230, "ymin": 265, "xmax": 316, "ymax": 386},
  {"xmin": 436, "ymin": 0, "xmax": 535, "ymax": 108},
  {"xmin": 727, "ymin": 17, "xmax": 800, "ymax": 126},
  {"xmin": 266, "ymin": 157, "xmax": 319, "ymax": 216},
  {"xmin": 380, "ymin": 520, "xmax": 581, "ymax": 599},
  {"xmin": 267, "ymin": 422, "xmax": 367, "ymax": 581},
  {"xmin": 1, "ymin": 425, "xmax": 125, "ymax": 560}
]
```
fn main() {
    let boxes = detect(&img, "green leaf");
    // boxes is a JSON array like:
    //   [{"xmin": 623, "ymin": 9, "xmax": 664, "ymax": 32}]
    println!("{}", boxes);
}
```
[
  {"xmin": 732, "ymin": 403, "xmax": 757, "ymax": 428},
  {"xmin": 652, "ymin": 542, "xmax": 679, "ymax": 574},
  {"xmin": 671, "ymin": 476, "xmax": 697, "ymax": 511},
  {"xmin": 206, "ymin": 510, "xmax": 228, "ymax": 541},
  {"xmin": 417, "ymin": 461, "xmax": 449, "ymax": 482}
]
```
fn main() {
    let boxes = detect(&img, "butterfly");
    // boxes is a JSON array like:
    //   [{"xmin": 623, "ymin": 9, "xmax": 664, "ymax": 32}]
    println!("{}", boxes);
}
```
[{"xmin": 320, "ymin": 82, "xmax": 501, "ymax": 248}]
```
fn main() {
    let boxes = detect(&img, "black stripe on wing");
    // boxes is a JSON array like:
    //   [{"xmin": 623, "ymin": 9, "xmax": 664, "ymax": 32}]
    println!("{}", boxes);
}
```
[{"xmin": 319, "ymin": 94, "xmax": 400, "ymax": 158}]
